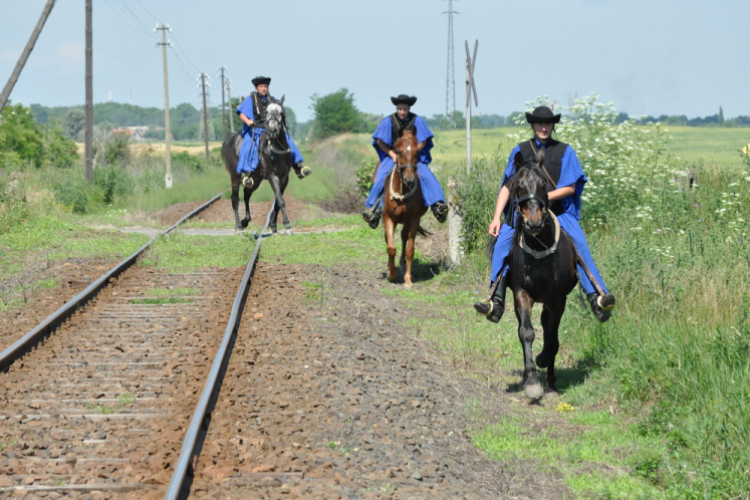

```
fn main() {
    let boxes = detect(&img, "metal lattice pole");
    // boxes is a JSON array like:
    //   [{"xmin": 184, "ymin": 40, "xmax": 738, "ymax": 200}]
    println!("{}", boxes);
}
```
[{"xmin": 443, "ymin": 0, "xmax": 458, "ymax": 129}]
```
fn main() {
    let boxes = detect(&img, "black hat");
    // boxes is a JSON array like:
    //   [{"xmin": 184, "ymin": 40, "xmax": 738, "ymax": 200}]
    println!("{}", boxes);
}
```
[
  {"xmin": 391, "ymin": 94, "xmax": 417, "ymax": 106},
  {"xmin": 251, "ymin": 76, "xmax": 271, "ymax": 87},
  {"xmin": 525, "ymin": 106, "xmax": 561, "ymax": 124}
]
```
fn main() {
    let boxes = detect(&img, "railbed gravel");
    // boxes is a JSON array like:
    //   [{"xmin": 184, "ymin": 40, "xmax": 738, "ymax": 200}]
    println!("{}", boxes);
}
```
[{"xmin": 190, "ymin": 262, "xmax": 510, "ymax": 499}]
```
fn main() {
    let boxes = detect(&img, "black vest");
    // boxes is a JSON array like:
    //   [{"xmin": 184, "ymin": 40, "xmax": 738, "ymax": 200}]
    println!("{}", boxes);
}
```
[
  {"xmin": 250, "ymin": 92, "xmax": 276, "ymax": 128},
  {"xmin": 518, "ymin": 139, "xmax": 568, "ymax": 215},
  {"xmin": 390, "ymin": 113, "xmax": 417, "ymax": 145}
]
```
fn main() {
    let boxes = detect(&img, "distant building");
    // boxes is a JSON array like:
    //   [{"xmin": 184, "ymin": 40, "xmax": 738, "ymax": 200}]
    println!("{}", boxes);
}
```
[{"xmin": 113, "ymin": 126, "xmax": 148, "ymax": 141}]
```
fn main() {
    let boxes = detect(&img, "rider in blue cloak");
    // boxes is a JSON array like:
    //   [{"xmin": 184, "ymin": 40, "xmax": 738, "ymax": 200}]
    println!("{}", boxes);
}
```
[
  {"xmin": 235, "ymin": 76, "xmax": 310, "ymax": 188},
  {"xmin": 473, "ymin": 106, "xmax": 616, "ymax": 323},
  {"xmin": 362, "ymin": 94, "xmax": 449, "ymax": 228}
]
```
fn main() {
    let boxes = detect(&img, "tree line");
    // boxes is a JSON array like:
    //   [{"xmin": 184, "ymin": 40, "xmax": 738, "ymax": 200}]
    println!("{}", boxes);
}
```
[{"xmin": 26, "ymin": 96, "xmax": 750, "ymax": 147}]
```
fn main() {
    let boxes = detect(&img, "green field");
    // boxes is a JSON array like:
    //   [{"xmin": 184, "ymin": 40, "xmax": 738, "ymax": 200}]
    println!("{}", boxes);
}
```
[{"xmin": 3, "ymin": 123, "xmax": 750, "ymax": 499}]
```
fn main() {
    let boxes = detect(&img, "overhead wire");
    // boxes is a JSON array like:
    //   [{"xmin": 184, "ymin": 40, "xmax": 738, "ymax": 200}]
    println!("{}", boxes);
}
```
[{"xmin": 104, "ymin": 0, "xmax": 155, "ymax": 43}]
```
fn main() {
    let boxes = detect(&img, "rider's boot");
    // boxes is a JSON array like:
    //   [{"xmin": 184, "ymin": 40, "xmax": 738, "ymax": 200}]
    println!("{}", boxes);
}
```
[
  {"xmin": 293, "ymin": 163, "xmax": 312, "ymax": 179},
  {"xmin": 242, "ymin": 174, "xmax": 254, "ymax": 188},
  {"xmin": 431, "ymin": 201, "xmax": 449, "ymax": 223},
  {"xmin": 362, "ymin": 207, "xmax": 381, "ymax": 229},
  {"xmin": 474, "ymin": 275, "xmax": 507, "ymax": 323},
  {"xmin": 587, "ymin": 292, "xmax": 616, "ymax": 322}
]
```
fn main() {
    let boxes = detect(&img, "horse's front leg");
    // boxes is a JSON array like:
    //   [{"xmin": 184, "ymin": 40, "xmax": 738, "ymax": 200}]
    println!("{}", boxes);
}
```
[
  {"xmin": 400, "ymin": 222, "xmax": 418, "ymax": 288},
  {"xmin": 514, "ymin": 292, "xmax": 543, "ymax": 400},
  {"xmin": 267, "ymin": 173, "xmax": 291, "ymax": 234},
  {"xmin": 536, "ymin": 301, "xmax": 565, "ymax": 393},
  {"xmin": 384, "ymin": 216, "xmax": 398, "ymax": 283}
]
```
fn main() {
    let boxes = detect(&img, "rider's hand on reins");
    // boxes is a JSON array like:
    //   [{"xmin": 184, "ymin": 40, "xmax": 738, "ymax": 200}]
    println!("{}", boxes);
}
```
[{"xmin": 389, "ymin": 151, "xmax": 398, "ymax": 163}]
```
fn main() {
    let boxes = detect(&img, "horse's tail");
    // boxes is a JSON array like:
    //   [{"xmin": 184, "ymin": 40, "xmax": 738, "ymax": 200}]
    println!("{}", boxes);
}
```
[
  {"xmin": 417, "ymin": 226, "xmax": 432, "ymax": 237},
  {"xmin": 486, "ymin": 234, "xmax": 497, "ymax": 264},
  {"xmin": 222, "ymin": 131, "xmax": 242, "ymax": 176}
]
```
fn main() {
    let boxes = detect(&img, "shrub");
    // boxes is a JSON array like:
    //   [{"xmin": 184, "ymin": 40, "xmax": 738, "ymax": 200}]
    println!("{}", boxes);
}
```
[
  {"xmin": 93, "ymin": 164, "xmax": 134, "ymax": 204},
  {"xmin": 54, "ymin": 171, "xmax": 93, "ymax": 214},
  {"xmin": 355, "ymin": 160, "xmax": 376, "ymax": 198}
]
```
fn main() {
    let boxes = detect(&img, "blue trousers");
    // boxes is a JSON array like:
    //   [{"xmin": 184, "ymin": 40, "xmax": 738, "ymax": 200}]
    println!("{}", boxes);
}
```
[
  {"xmin": 365, "ymin": 157, "xmax": 445, "ymax": 209},
  {"xmin": 236, "ymin": 128, "xmax": 303, "ymax": 174},
  {"xmin": 490, "ymin": 212, "xmax": 609, "ymax": 296}
]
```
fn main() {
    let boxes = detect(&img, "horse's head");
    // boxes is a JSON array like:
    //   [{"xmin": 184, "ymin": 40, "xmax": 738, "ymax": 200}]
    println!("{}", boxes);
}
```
[
  {"xmin": 511, "ymin": 150, "xmax": 550, "ymax": 236},
  {"xmin": 265, "ymin": 96, "xmax": 285, "ymax": 138},
  {"xmin": 393, "ymin": 130, "xmax": 419, "ymax": 189}
]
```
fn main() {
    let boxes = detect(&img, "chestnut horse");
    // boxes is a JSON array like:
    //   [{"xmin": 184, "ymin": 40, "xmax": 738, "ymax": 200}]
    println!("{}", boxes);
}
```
[
  {"xmin": 382, "ymin": 130, "xmax": 429, "ymax": 288},
  {"xmin": 505, "ymin": 150, "xmax": 578, "ymax": 399},
  {"xmin": 221, "ymin": 99, "xmax": 294, "ymax": 234}
]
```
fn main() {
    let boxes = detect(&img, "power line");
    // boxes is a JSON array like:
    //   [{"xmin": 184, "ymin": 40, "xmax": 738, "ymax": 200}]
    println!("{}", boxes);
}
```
[
  {"xmin": 170, "ymin": 31, "xmax": 202, "ymax": 74},
  {"xmin": 104, "ymin": 0, "xmax": 155, "ymax": 43}
]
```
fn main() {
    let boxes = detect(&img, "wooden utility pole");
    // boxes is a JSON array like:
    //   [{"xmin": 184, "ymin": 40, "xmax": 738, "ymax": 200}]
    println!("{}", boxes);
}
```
[
  {"xmin": 200, "ymin": 73, "xmax": 210, "ymax": 159},
  {"xmin": 465, "ymin": 40, "xmax": 478, "ymax": 173},
  {"xmin": 226, "ymin": 78, "xmax": 235, "ymax": 134},
  {"xmin": 155, "ymin": 24, "xmax": 173, "ymax": 188},
  {"xmin": 85, "ymin": 0, "xmax": 93, "ymax": 183},
  {"xmin": 0, "ymin": 0, "xmax": 57, "ymax": 114},
  {"xmin": 218, "ymin": 67, "xmax": 227, "ymax": 140}
]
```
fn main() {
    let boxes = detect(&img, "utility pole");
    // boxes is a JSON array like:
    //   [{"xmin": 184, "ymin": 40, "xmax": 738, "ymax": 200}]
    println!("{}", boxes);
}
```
[
  {"xmin": 442, "ymin": 0, "xmax": 458, "ymax": 129},
  {"xmin": 218, "ymin": 67, "xmax": 227, "ymax": 140},
  {"xmin": 199, "ymin": 73, "xmax": 210, "ymax": 159},
  {"xmin": 465, "ymin": 40, "xmax": 478, "ymax": 173},
  {"xmin": 85, "ymin": 0, "xmax": 93, "ymax": 183},
  {"xmin": 0, "ymin": 0, "xmax": 57, "ymax": 113},
  {"xmin": 155, "ymin": 24, "xmax": 173, "ymax": 188},
  {"xmin": 226, "ymin": 78, "xmax": 235, "ymax": 134}
]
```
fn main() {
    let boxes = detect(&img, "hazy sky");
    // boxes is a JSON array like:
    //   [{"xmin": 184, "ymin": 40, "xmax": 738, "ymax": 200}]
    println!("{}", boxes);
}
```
[{"xmin": 1, "ymin": 0, "xmax": 747, "ymax": 122}]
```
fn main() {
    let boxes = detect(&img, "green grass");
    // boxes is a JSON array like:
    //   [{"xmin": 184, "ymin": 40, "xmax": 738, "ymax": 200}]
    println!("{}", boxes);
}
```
[
  {"xmin": 474, "ymin": 411, "xmax": 664, "ymax": 498},
  {"xmin": 0, "ymin": 216, "xmax": 149, "ymax": 280},
  {"xmin": 139, "ymin": 232, "xmax": 256, "ymax": 271}
]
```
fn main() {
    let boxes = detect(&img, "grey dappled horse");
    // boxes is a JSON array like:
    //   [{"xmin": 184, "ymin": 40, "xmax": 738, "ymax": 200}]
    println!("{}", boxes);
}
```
[{"xmin": 222, "ymin": 99, "xmax": 294, "ymax": 235}]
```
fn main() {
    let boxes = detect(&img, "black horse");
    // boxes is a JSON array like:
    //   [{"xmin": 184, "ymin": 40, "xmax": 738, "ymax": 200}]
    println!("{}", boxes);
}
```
[
  {"xmin": 222, "ymin": 98, "xmax": 294, "ymax": 235},
  {"xmin": 504, "ymin": 151, "xmax": 579, "ymax": 400}
]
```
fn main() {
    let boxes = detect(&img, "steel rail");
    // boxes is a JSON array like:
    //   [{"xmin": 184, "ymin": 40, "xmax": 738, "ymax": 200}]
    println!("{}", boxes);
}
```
[
  {"xmin": 0, "ymin": 192, "xmax": 224, "ymax": 372},
  {"xmin": 164, "ymin": 201, "xmax": 276, "ymax": 500}
]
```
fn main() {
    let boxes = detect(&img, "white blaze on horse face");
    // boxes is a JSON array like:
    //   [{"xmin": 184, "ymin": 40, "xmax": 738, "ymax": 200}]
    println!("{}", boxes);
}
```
[{"xmin": 407, "ymin": 145, "xmax": 412, "ymax": 153}]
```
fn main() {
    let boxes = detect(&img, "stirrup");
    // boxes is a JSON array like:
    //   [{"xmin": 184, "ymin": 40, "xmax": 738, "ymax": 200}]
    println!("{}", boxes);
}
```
[
  {"xmin": 588, "ymin": 292, "xmax": 615, "ymax": 322},
  {"xmin": 295, "ymin": 165, "xmax": 312, "ymax": 179},
  {"xmin": 598, "ymin": 293, "xmax": 616, "ymax": 312},
  {"xmin": 362, "ymin": 209, "xmax": 380, "ymax": 229},
  {"xmin": 474, "ymin": 298, "xmax": 503, "ymax": 323},
  {"xmin": 431, "ymin": 202, "xmax": 449, "ymax": 223},
  {"xmin": 242, "ymin": 175, "xmax": 254, "ymax": 188}
]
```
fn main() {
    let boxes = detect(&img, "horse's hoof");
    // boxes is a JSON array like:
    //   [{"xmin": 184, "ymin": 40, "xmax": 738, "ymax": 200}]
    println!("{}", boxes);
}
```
[
  {"xmin": 235, "ymin": 228, "xmax": 243, "ymax": 235},
  {"xmin": 241, "ymin": 220, "xmax": 250, "ymax": 228},
  {"xmin": 524, "ymin": 379, "xmax": 544, "ymax": 400},
  {"xmin": 284, "ymin": 228, "xmax": 293, "ymax": 236},
  {"xmin": 403, "ymin": 282, "xmax": 412, "ymax": 289},
  {"xmin": 535, "ymin": 352, "xmax": 550, "ymax": 369}
]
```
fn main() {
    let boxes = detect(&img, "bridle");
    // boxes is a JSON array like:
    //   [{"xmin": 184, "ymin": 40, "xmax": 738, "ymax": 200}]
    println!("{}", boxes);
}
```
[
  {"xmin": 264, "ymin": 109, "xmax": 291, "ymax": 155},
  {"xmin": 514, "ymin": 175, "xmax": 560, "ymax": 259},
  {"xmin": 389, "ymin": 149, "xmax": 419, "ymax": 201}
]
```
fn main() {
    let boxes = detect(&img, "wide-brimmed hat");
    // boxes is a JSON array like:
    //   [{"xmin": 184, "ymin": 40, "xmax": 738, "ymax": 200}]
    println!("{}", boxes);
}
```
[
  {"xmin": 252, "ymin": 76, "xmax": 271, "ymax": 87},
  {"xmin": 525, "ymin": 106, "xmax": 561, "ymax": 124},
  {"xmin": 391, "ymin": 94, "xmax": 417, "ymax": 106}
]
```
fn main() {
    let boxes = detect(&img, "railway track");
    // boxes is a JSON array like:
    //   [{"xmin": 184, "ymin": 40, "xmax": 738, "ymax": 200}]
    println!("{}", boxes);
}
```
[{"xmin": 0, "ymin": 194, "xmax": 273, "ymax": 499}]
